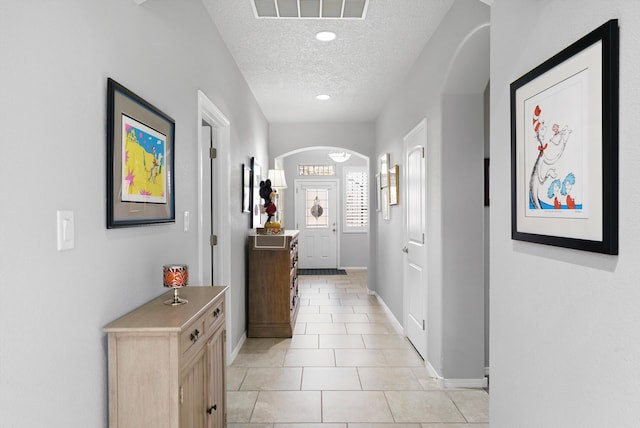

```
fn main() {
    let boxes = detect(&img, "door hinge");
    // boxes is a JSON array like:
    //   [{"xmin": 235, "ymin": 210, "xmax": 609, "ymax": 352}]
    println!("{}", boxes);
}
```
[
  {"xmin": 422, "ymin": 233, "xmax": 425, "ymax": 244},
  {"xmin": 422, "ymin": 147, "xmax": 425, "ymax": 158},
  {"xmin": 179, "ymin": 386, "xmax": 183, "ymax": 405},
  {"xmin": 422, "ymin": 320, "xmax": 426, "ymax": 330},
  {"xmin": 209, "ymin": 148, "xmax": 217, "ymax": 159},
  {"xmin": 210, "ymin": 235, "xmax": 218, "ymax": 246}
]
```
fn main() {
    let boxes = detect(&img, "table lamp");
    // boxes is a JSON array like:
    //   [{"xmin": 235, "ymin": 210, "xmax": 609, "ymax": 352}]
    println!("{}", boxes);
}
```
[
  {"xmin": 163, "ymin": 264, "xmax": 188, "ymax": 305},
  {"xmin": 267, "ymin": 169, "xmax": 288, "ymax": 225}
]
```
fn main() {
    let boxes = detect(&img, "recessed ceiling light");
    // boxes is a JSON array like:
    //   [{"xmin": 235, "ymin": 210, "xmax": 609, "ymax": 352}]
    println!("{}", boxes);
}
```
[
  {"xmin": 315, "ymin": 31, "xmax": 336, "ymax": 42},
  {"xmin": 316, "ymin": 94, "xmax": 331, "ymax": 101}
]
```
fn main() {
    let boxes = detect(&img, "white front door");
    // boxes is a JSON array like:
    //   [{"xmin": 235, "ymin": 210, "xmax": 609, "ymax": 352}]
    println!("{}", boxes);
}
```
[
  {"xmin": 295, "ymin": 180, "xmax": 338, "ymax": 269},
  {"xmin": 403, "ymin": 119, "xmax": 428, "ymax": 359}
]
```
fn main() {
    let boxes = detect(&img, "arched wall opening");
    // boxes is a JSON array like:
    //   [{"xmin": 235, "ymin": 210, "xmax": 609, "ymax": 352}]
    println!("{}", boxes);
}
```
[
  {"xmin": 274, "ymin": 147, "xmax": 372, "ymax": 288},
  {"xmin": 438, "ymin": 23, "xmax": 490, "ymax": 382}
]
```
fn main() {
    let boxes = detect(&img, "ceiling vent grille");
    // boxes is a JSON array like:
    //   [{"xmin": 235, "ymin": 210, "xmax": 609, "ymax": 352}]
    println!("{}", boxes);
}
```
[{"xmin": 252, "ymin": 0, "xmax": 368, "ymax": 19}]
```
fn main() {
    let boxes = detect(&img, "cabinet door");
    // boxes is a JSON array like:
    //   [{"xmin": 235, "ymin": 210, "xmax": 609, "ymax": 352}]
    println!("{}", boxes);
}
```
[
  {"xmin": 207, "ymin": 328, "xmax": 226, "ymax": 427},
  {"xmin": 180, "ymin": 348, "xmax": 207, "ymax": 428}
]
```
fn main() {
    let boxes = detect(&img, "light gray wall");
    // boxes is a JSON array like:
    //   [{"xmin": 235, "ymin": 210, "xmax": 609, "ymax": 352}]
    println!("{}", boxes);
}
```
[
  {"xmin": 491, "ymin": 0, "xmax": 640, "ymax": 426},
  {"xmin": 441, "ymin": 94, "xmax": 486, "ymax": 380},
  {"xmin": 0, "ymin": 0, "xmax": 268, "ymax": 426},
  {"xmin": 376, "ymin": 0, "xmax": 490, "ymax": 379}
]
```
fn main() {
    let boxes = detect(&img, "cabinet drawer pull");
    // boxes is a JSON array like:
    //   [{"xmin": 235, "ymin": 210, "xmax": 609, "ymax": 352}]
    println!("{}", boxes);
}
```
[
  {"xmin": 190, "ymin": 329, "xmax": 200, "ymax": 343},
  {"xmin": 213, "ymin": 307, "xmax": 221, "ymax": 318},
  {"xmin": 206, "ymin": 404, "xmax": 217, "ymax": 414}
]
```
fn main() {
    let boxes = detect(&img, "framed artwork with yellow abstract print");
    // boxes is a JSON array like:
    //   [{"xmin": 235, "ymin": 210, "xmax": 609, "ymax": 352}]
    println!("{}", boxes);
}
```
[{"xmin": 107, "ymin": 78, "xmax": 175, "ymax": 228}]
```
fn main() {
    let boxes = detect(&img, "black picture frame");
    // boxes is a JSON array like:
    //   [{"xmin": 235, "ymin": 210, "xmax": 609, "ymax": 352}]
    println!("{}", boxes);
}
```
[
  {"xmin": 249, "ymin": 157, "xmax": 263, "ymax": 228},
  {"xmin": 484, "ymin": 158, "xmax": 490, "ymax": 207},
  {"xmin": 107, "ymin": 78, "xmax": 175, "ymax": 228},
  {"xmin": 510, "ymin": 19, "xmax": 618, "ymax": 254}
]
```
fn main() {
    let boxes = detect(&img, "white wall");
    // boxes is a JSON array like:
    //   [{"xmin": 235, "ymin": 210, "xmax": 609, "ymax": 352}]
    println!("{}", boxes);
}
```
[
  {"xmin": 376, "ymin": 0, "xmax": 489, "ymax": 380},
  {"xmin": 0, "ymin": 0, "xmax": 268, "ymax": 426},
  {"xmin": 491, "ymin": 0, "xmax": 640, "ymax": 426}
]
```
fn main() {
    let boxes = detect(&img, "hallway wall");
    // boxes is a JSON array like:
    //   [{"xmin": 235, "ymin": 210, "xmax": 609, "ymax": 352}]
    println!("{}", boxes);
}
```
[
  {"xmin": 0, "ymin": 0, "xmax": 268, "ymax": 426},
  {"xmin": 375, "ymin": 0, "xmax": 490, "ymax": 381},
  {"xmin": 491, "ymin": 0, "xmax": 640, "ymax": 426}
]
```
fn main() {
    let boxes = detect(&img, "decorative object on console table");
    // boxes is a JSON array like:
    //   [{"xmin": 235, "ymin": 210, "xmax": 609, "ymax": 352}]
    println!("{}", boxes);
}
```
[
  {"xmin": 104, "ymin": 286, "xmax": 228, "ymax": 428},
  {"xmin": 106, "ymin": 78, "xmax": 175, "ymax": 228},
  {"xmin": 267, "ymin": 168, "xmax": 288, "ymax": 226},
  {"xmin": 248, "ymin": 230, "xmax": 299, "ymax": 337},
  {"xmin": 163, "ymin": 264, "xmax": 188, "ymax": 305},
  {"xmin": 510, "ymin": 19, "xmax": 618, "ymax": 254}
]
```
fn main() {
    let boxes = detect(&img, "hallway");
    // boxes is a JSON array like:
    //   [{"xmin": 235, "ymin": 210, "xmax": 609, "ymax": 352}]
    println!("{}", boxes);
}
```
[{"xmin": 226, "ymin": 270, "xmax": 489, "ymax": 426}]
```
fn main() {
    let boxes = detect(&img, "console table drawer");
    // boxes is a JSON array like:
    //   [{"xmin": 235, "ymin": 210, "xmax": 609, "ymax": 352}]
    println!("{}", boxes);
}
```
[
  {"xmin": 206, "ymin": 299, "xmax": 225, "ymax": 333},
  {"xmin": 180, "ymin": 317, "xmax": 206, "ymax": 357}
]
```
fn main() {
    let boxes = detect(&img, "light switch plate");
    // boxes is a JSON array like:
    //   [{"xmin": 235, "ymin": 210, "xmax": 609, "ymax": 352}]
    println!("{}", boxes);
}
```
[{"xmin": 57, "ymin": 210, "xmax": 75, "ymax": 251}]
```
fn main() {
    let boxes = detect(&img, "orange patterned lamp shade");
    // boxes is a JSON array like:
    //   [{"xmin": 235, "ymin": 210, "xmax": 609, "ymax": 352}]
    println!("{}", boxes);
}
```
[{"xmin": 163, "ymin": 264, "xmax": 188, "ymax": 305}]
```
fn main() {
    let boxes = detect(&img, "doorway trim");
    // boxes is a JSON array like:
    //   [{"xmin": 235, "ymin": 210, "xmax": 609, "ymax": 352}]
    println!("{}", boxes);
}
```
[{"xmin": 197, "ymin": 90, "xmax": 231, "ymax": 359}]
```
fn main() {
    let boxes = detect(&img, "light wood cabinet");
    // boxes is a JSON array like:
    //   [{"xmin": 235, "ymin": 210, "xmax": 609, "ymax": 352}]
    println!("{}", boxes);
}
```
[
  {"xmin": 104, "ymin": 286, "xmax": 227, "ymax": 428},
  {"xmin": 248, "ymin": 230, "xmax": 299, "ymax": 337}
]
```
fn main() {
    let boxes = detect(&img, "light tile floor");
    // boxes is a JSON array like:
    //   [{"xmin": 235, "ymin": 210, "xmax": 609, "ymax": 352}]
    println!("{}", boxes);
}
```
[{"xmin": 227, "ymin": 270, "xmax": 489, "ymax": 427}]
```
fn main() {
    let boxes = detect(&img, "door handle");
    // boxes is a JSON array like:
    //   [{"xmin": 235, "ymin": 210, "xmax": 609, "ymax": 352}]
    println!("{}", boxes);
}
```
[{"xmin": 402, "ymin": 246, "xmax": 408, "ymax": 253}]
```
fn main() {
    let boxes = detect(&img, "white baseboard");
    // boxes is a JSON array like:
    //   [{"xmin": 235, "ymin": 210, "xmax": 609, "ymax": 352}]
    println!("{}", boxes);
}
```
[
  {"xmin": 444, "ymin": 377, "xmax": 488, "ymax": 389},
  {"xmin": 227, "ymin": 332, "xmax": 246, "ymax": 365},
  {"xmin": 426, "ymin": 361, "xmax": 487, "ymax": 388},
  {"xmin": 369, "ymin": 290, "xmax": 404, "ymax": 335},
  {"xmin": 426, "ymin": 361, "xmax": 445, "ymax": 387}
]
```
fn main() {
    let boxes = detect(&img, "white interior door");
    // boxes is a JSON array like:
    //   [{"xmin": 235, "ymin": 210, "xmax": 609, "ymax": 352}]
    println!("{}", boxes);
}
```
[
  {"xmin": 403, "ymin": 119, "xmax": 428, "ymax": 359},
  {"xmin": 295, "ymin": 180, "xmax": 338, "ymax": 269}
]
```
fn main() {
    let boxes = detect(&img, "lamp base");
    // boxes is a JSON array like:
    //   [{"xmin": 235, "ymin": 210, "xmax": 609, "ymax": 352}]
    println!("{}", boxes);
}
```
[{"xmin": 164, "ymin": 287, "xmax": 188, "ymax": 306}]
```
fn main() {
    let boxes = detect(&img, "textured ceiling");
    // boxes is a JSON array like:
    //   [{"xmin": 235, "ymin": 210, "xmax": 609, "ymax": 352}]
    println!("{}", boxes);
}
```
[{"xmin": 202, "ymin": 0, "xmax": 455, "ymax": 123}]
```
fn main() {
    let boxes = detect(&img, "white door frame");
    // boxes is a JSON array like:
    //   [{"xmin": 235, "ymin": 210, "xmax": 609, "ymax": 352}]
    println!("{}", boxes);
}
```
[
  {"xmin": 197, "ymin": 90, "xmax": 231, "ymax": 360},
  {"xmin": 402, "ymin": 118, "xmax": 428, "ymax": 360},
  {"xmin": 294, "ymin": 178, "xmax": 340, "ymax": 269}
]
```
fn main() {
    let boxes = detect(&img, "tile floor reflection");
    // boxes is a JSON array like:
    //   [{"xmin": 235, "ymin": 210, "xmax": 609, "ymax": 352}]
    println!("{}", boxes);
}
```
[{"xmin": 227, "ymin": 270, "xmax": 489, "ymax": 427}]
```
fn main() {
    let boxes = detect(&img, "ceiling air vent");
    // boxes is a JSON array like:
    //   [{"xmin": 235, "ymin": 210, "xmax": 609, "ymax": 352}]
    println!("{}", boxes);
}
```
[{"xmin": 252, "ymin": 0, "xmax": 368, "ymax": 19}]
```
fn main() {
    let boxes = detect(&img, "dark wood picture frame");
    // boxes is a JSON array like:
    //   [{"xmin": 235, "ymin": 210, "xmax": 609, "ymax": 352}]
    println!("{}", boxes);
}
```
[{"xmin": 107, "ymin": 78, "xmax": 175, "ymax": 228}]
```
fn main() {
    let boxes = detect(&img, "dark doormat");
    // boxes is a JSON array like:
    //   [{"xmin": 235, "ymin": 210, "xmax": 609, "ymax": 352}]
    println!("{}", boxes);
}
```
[{"xmin": 297, "ymin": 268, "xmax": 347, "ymax": 275}]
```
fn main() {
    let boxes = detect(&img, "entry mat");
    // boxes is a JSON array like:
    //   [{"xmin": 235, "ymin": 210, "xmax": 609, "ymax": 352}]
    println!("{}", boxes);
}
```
[{"xmin": 297, "ymin": 268, "xmax": 347, "ymax": 275}]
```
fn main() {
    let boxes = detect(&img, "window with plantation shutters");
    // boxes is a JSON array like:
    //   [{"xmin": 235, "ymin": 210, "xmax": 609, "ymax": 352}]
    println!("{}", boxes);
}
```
[{"xmin": 344, "ymin": 167, "xmax": 368, "ymax": 233}]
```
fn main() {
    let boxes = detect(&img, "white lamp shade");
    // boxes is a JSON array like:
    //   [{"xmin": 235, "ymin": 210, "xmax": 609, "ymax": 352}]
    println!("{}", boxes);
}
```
[{"xmin": 267, "ymin": 169, "xmax": 288, "ymax": 189}]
